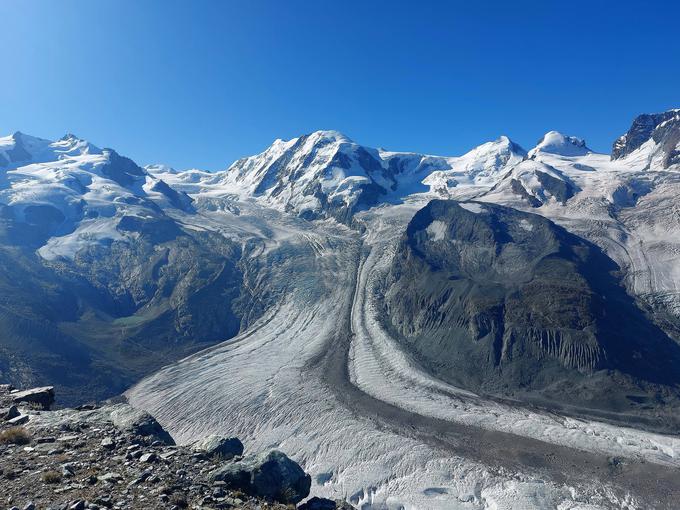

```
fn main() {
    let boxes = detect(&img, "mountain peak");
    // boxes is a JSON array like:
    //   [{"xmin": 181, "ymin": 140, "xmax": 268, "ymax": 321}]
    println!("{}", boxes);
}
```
[
  {"xmin": 529, "ymin": 131, "xmax": 590, "ymax": 157},
  {"xmin": 612, "ymin": 109, "xmax": 680, "ymax": 166},
  {"xmin": 0, "ymin": 131, "xmax": 102, "ymax": 168},
  {"xmin": 0, "ymin": 131, "xmax": 52, "ymax": 167},
  {"xmin": 303, "ymin": 130, "xmax": 354, "ymax": 144},
  {"xmin": 53, "ymin": 133, "xmax": 102, "ymax": 157},
  {"xmin": 490, "ymin": 135, "xmax": 526, "ymax": 154}
]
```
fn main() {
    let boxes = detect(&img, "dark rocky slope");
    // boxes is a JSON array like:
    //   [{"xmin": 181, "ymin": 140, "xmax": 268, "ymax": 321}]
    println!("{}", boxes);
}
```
[
  {"xmin": 0, "ymin": 384, "xmax": 352, "ymax": 510},
  {"xmin": 0, "ymin": 224, "xmax": 251, "ymax": 406},
  {"xmin": 381, "ymin": 199, "xmax": 680, "ymax": 427}
]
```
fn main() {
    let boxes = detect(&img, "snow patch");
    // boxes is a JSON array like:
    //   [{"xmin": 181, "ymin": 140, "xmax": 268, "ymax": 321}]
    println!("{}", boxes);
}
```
[
  {"xmin": 459, "ymin": 202, "xmax": 485, "ymax": 214},
  {"xmin": 426, "ymin": 220, "xmax": 448, "ymax": 241}
]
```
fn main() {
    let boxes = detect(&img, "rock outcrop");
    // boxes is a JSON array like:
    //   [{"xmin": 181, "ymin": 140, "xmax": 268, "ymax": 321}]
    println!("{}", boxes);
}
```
[
  {"xmin": 381, "ymin": 199, "xmax": 680, "ymax": 416},
  {"xmin": 612, "ymin": 110, "xmax": 680, "ymax": 160},
  {"xmin": 612, "ymin": 109, "xmax": 680, "ymax": 168},
  {"xmin": 193, "ymin": 434, "xmax": 244, "ymax": 460},
  {"xmin": 209, "ymin": 450, "xmax": 312, "ymax": 504},
  {"xmin": 299, "ymin": 497, "xmax": 355, "ymax": 510},
  {"xmin": 0, "ymin": 385, "xmax": 341, "ymax": 510},
  {"xmin": 108, "ymin": 405, "xmax": 174, "ymax": 445},
  {"xmin": 11, "ymin": 386, "xmax": 55, "ymax": 410}
]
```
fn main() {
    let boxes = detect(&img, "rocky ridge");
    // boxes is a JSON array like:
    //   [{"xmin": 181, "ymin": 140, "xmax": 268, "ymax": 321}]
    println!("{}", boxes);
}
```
[
  {"xmin": 611, "ymin": 109, "xmax": 680, "ymax": 164},
  {"xmin": 0, "ymin": 385, "xmax": 352, "ymax": 510},
  {"xmin": 381, "ymin": 199, "xmax": 680, "ymax": 424}
]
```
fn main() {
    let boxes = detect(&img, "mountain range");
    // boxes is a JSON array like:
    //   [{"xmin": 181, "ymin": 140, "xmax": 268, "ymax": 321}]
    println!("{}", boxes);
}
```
[{"xmin": 2, "ymin": 110, "xmax": 680, "ymax": 508}]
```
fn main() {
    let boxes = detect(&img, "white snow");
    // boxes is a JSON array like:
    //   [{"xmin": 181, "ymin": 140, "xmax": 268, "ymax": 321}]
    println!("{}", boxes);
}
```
[
  {"xmin": 527, "ymin": 131, "xmax": 590, "ymax": 158},
  {"xmin": 426, "ymin": 220, "xmax": 448, "ymax": 241},
  {"xmin": 458, "ymin": 201, "xmax": 486, "ymax": 214}
]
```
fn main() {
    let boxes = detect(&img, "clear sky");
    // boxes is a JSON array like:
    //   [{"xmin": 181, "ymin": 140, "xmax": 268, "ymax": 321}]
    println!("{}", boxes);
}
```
[{"xmin": 1, "ymin": 0, "xmax": 679, "ymax": 170}]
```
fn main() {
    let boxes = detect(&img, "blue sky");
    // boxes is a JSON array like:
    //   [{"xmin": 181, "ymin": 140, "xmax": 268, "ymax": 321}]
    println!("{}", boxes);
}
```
[{"xmin": 1, "ymin": 1, "xmax": 678, "ymax": 170}]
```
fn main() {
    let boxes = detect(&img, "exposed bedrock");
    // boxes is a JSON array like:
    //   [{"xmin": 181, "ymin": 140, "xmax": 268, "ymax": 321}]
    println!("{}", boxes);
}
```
[{"xmin": 381, "ymin": 199, "xmax": 680, "ymax": 420}]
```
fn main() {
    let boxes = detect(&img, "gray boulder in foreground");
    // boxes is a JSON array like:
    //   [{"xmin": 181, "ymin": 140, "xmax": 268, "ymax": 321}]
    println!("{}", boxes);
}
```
[
  {"xmin": 194, "ymin": 434, "xmax": 243, "ymax": 459},
  {"xmin": 209, "ymin": 449, "xmax": 311, "ymax": 504},
  {"xmin": 109, "ymin": 405, "xmax": 174, "ymax": 445},
  {"xmin": 11, "ymin": 386, "xmax": 55, "ymax": 410}
]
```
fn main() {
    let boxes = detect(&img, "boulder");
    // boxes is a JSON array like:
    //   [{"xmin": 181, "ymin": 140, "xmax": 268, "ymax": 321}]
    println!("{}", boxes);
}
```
[
  {"xmin": 139, "ymin": 452, "xmax": 158, "ymax": 463},
  {"xmin": 194, "ymin": 434, "xmax": 243, "ymax": 459},
  {"xmin": 109, "ymin": 404, "xmax": 174, "ymax": 445},
  {"xmin": 12, "ymin": 386, "xmax": 55, "ymax": 410},
  {"xmin": 98, "ymin": 472, "xmax": 123, "ymax": 483},
  {"xmin": 299, "ymin": 497, "xmax": 355, "ymax": 510},
  {"xmin": 1, "ymin": 405, "xmax": 20, "ymax": 420},
  {"xmin": 209, "ymin": 449, "xmax": 311, "ymax": 504},
  {"xmin": 101, "ymin": 437, "xmax": 115, "ymax": 449},
  {"xmin": 7, "ymin": 414, "xmax": 29, "ymax": 426}
]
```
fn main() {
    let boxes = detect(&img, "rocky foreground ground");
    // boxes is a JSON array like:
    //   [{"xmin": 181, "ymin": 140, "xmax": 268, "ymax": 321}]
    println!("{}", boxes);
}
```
[{"xmin": 0, "ymin": 385, "xmax": 352, "ymax": 510}]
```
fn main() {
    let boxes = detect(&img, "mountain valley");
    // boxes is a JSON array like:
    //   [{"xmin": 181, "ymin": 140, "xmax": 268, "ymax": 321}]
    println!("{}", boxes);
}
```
[{"xmin": 2, "ymin": 110, "xmax": 680, "ymax": 508}]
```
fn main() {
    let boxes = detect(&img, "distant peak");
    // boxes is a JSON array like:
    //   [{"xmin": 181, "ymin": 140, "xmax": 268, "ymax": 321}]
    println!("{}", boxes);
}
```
[
  {"xmin": 9, "ymin": 131, "xmax": 50, "ymax": 143},
  {"xmin": 493, "ymin": 135, "xmax": 526, "ymax": 153},
  {"xmin": 53, "ymin": 133, "xmax": 101, "ymax": 156},
  {"xmin": 540, "ymin": 130, "xmax": 586, "ymax": 146},
  {"xmin": 145, "ymin": 163, "xmax": 178, "ymax": 174},
  {"xmin": 612, "ymin": 109, "xmax": 680, "ymax": 161},
  {"xmin": 529, "ymin": 131, "xmax": 590, "ymax": 157},
  {"xmin": 463, "ymin": 136, "xmax": 527, "ymax": 158},
  {"xmin": 305, "ymin": 130, "xmax": 353, "ymax": 144}
]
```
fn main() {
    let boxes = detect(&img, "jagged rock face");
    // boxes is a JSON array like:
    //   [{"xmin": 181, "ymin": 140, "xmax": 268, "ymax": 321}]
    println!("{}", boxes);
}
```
[
  {"xmin": 612, "ymin": 110, "xmax": 680, "ymax": 164},
  {"xmin": 381, "ymin": 199, "xmax": 680, "ymax": 409},
  {"xmin": 221, "ymin": 131, "xmax": 396, "ymax": 223},
  {"xmin": 652, "ymin": 115, "xmax": 680, "ymax": 168}
]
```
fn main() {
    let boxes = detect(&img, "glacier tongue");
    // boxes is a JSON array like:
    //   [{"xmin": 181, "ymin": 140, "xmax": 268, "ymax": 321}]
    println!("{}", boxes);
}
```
[{"xmin": 126, "ymin": 199, "xmax": 678, "ymax": 510}]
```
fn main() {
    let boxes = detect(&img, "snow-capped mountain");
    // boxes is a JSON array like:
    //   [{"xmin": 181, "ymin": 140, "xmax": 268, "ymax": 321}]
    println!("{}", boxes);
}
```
[
  {"xmin": 482, "ymin": 158, "xmax": 578, "ymax": 208},
  {"xmin": 421, "ymin": 135, "xmax": 525, "ymax": 195},
  {"xmin": 0, "ymin": 131, "xmax": 192, "ymax": 259},
  {"xmin": 0, "ymin": 131, "xmax": 100, "ymax": 167},
  {"xmin": 2, "ymin": 111, "xmax": 679, "ymax": 310},
  {"xmin": 147, "ymin": 130, "xmax": 526, "ymax": 223},
  {"xmin": 612, "ymin": 109, "xmax": 680, "ymax": 169},
  {"xmin": 527, "ymin": 130, "xmax": 591, "ymax": 158}
]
